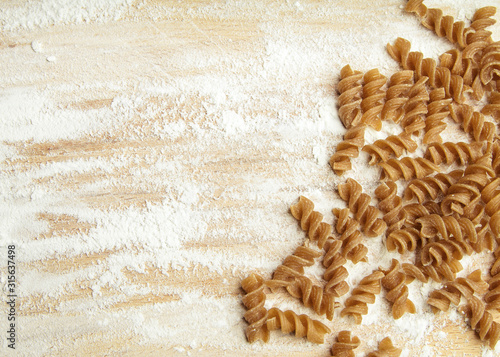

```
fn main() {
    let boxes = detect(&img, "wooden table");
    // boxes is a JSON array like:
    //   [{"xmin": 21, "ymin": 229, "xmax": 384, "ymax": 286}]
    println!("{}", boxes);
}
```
[{"xmin": 1, "ymin": 1, "xmax": 499, "ymax": 356}]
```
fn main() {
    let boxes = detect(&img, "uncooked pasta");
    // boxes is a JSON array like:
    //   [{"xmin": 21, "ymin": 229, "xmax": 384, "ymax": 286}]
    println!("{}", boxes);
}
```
[{"xmin": 330, "ymin": 330, "xmax": 360, "ymax": 357}]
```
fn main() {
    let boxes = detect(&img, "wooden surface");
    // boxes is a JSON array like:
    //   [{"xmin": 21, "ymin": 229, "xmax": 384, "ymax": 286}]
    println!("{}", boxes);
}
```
[{"xmin": 1, "ymin": 1, "xmax": 500, "ymax": 356}]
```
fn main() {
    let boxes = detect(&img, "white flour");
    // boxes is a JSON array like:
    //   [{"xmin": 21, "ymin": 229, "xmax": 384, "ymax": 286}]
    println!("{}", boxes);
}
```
[{"xmin": 1, "ymin": 0, "xmax": 500, "ymax": 356}]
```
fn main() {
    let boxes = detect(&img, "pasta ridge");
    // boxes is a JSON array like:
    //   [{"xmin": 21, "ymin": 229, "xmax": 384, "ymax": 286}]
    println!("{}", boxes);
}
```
[
  {"xmin": 380, "ymin": 259, "xmax": 416, "ymax": 319},
  {"xmin": 450, "ymin": 103, "xmax": 496, "ymax": 142},
  {"xmin": 332, "ymin": 208, "xmax": 369, "ymax": 263},
  {"xmin": 338, "ymin": 64, "xmax": 364, "ymax": 129},
  {"xmin": 359, "ymin": 68, "xmax": 387, "ymax": 130},
  {"xmin": 459, "ymin": 296, "xmax": 500, "ymax": 348},
  {"xmin": 362, "ymin": 132, "xmax": 418, "ymax": 165},
  {"xmin": 425, "ymin": 141, "xmax": 484, "ymax": 166},
  {"xmin": 375, "ymin": 181, "xmax": 407, "ymax": 233},
  {"xmin": 330, "ymin": 124, "xmax": 366, "ymax": 175},
  {"xmin": 423, "ymin": 88, "xmax": 450, "ymax": 144},
  {"xmin": 322, "ymin": 239, "xmax": 350, "ymax": 297},
  {"xmin": 382, "ymin": 70, "xmax": 414, "ymax": 122},
  {"xmin": 290, "ymin": 196, "xmax": 333, "ymax": 249},
  {"xmin": 378, "ymin": 157, "xmax": 440, "ymax": 181},
  {"xmin": 403, "ymin": 170, "xmax": 464, "ymax": 203},
  {"xmin": 330, "ymin": 330, "xmax": 360, "ymax": 357}
]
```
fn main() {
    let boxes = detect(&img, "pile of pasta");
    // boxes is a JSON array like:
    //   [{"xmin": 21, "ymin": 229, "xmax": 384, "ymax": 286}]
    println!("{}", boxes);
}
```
[{"xmin": 241, "ymin": 0, "xmax": 500, "ymax": 354}]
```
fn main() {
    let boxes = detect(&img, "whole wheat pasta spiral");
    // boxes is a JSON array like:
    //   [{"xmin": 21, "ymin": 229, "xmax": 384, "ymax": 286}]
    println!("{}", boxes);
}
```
[
  {"xmin": 425, "ymin": 142, "xmax": 484, "ymax": 166},
  {"xmin": 405, "ymin": 0, "xmax": 470, "ymax": 48},
  {"xmin": 322, "ymin": 239, "xmax": 350, "ymax": 297},
  {"xmin": 492, "ymin": 140, "xmax": 500, "ymax": 176},
  {"xmin": 362, "ymin": 132, "xmax": 418, "ymax": 165},
  {"xmin": 482, "ymin": 91, "xmax": 500, "ymax": 122},
  {"xmin": 402, "ymin": 262, "xmax": 429, "ymax": 283},
  {"xmin": 416, "ymin": 214, "xmax": 477, "ymax": 244},
  {"xmin": 427, "ymin": 270, "xmax": 488, "ymax": 313},
  {"xmin": 341, "ymin": 270, "xmax": 385, "ymax": 324},
  {"xmin": 385, "ymin": 227, "xmax": 421, "ymax": 253},
  {"xmin": 420, "ymin": 239, "xmax": 474, "ymax": 266},
  {"xmin": 449, "ymin": 103, "xmax": 496, "ymax": 142},
  {"xmin": 485, "ymin": 273, "xmax": 500, "ymax": 311},
  {"xmin": 418, "ymin": 259, "xmax": 463, "ymax": 283},
  {"xmin": 330, "ymin": 330, "xmax": 360, "ymax": 357},
  {"xmin": 338, "ymin": 64, "xmax": 363, "ymax": 128},
  {"xmin": 285, "ymin": 275, "xmax": 338, "ymax": 320},
  {"xmin": 381, "ymin": 259, "xmax": 416, "ymax": 319},
  {"xmin": 439, "ymin": 49, "xmax": 475, "ymax": 86},
  {"xmin": 366, "ymin": 337, "xmax": 402, "ymax": 357},
  {"xmin": 404, "ymin": 170, "xmax": 464, "ymax": 204},
  {"xmin": 272, "ymin": 242, "xmax": 321, "ymax": 282},
  {"xmin": 382, "ymin": 70, "xmax": 414, "ymax": 122},
  {"xmin": 481, "ymin": 177, "xmax": 500, "ymax": 236},
  {"xmin": 479, "ymin": 41, "xmax": 500, "ymax": 85},
  {"xmin": 375, "ymin": 181, "xmax": 407, "ymax": 233},
  {"xmin": 466, "ymin": 6, "xmax": 497, "ymax": 49},
  {"xmin": 360, "ymin": 68, "xmax": 387, "ymax": 130},
  {"xmin": 330, "ymin": 124, "xmax": 366, "ymax": 175},
  {"xmin": 400, "ymin": 77, "xmax": 428, "ymax": 135},
  {"xmin": 459, "ymin": 296, "xmax": 500, "ymax": 348},
  {"xmin": 337, "ymin": 178, "xmax": 387, "ymax": 237},
  {"xmin": 332, "ymin": 208, "xmax": 368, "ymax": 263},
  {"xmin": 379, "ymin": 157, "xmax": 440, "ymax": 181},
  {"xmin": 423, "ymin": 88, "xmax": 451, "ymax": 144},
  {"xmin": 266, "ymin": 307, "xmax": 331, "ymax": 344},
  {"xmin": 290, "ymin": 196, "xmax": 333, "ymax": 249},
  {"xmin": 402, "ymin": 201, "xmax": 443, "ymax": 226},
  {"xmin": 387, "ymin": 37, "xmax": 466, "ymax": 103},
  {"xmin": 241, "ymin": 273, "xmax": 270, "ymax": 343}
]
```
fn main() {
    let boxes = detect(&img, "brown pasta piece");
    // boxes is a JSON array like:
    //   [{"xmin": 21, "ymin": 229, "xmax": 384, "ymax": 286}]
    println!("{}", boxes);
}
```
[
  {"xmin": 427, "ymin": 270, "xmax": 488, "ymax": 313},
  {"xmin": 241, "ymin": 273, "xmax": 270, "ymax": 343},
  {"xmin": 337, "ymin": 178, "xmax": 387, "ymax": 237},
  {"xmin": 402, "ymin": 262, "xmax": 429, "ymax": 284},
  {"xmin": 362, "ymin": 132, "xmax": 418, "ymax": 165},
  {"xmin": 375, "ymin": 181, "xmax": 407, "ymax": 233},
  {"xmin": 418, "ymin": 259, "xmax": 463, "ymax": 283},
  {"xmin": 420, "ymin": 239, "xmax": 474, "ymax": 267},
  {"xmin": 459, "ymin": 296, "xmax": 500, "ymax": 348},
  {"xmin": 466, "ymin": 6, "xmax": 497, "ymax": 47},
  {"xmin": 403, "ymin": 170, "xmax": 464, "ymax": 204},
  {"xmin": 332, "ymin": 208, "xmax": 368, "ymax": 263},
  {"xmin": 380, "ymin": 259, "xmax": 416, "ymax": 319},
  {"xmin": 266, "ymin": 307, "xmax": 331, "ymax": 344},
  {"xmin": 402, "ymin": 201, "xmax": 443, "ymax": 226},
  {"xmin": 479, "ymin": 41, "xmax": 500, "ymax": 85},
  {"xmin": 423, "ymin": 88, "xmax": 450, "ymax": 144},
  {"xmin": 338, "ymin": 64, "xmax": 363, "ymax": 129},
  {"xmin": 387, "ymin": 37, "xmax": 465, "ymax": 103},
  {"xmin": 405, "ymin": 0, "xmax": 470, "ymax": 48},
  {"xmin": 272, "ymin": 241, "xmax": 321, "ymax": 282},
  {"xmin": 341, "ymin": 270, "xmax": 385, "ymax": 324},
  {"xmin": 379, "ymin": 157, "xmax": 440, "ymax": 181},
  {"xmin": 482, "ymin": 91, "xmax": 500, "ymax": 122},
  {"xmin": 416, "ymin": 214, "xmax": 477, "ymax": 244},
  {"xmin": 322, "ymin": 239, "xmax": 350, "ymax": 297},
  {"xmin": 450, "ymin": 104, "xmax": 496, "ymax": 141},
  {"xmin": 366, "ymin": 337, "xmax": 402, "ymax": 357},
  {"xmin": 385, "ymin": 227, "xmax": 421, "ymax": 253},
  {"xmin": 330, "ymin": 124, "xmax": 366, "ymax": 175},
  {"xmin": 285, "ymin": 275, "xmax": 338, "ymax": 321},
  {"xmin": 382, "ymin": 70, "xmax": 414, "ymax": 122},
  {"xmin": 359, "ymin": 68, "xmax": 386, "ymax": 130},
  {"xmin": 290, "ymin": 196, "xmax": 333, "ymax": 249},
  {"xmin": 439, "ymin": 49, "xmax": 475, "ymax": 86},
  {"xmin": 485, "ymin": 273, "xmax": 500, "ymax": 311},
  {"xmin": 399, "ymin": 76, "xmax": 428, "ymax": 135},
  {"xmin": 481, "ymin": 177, "xmax": 500, "ymax": 236},
  {"xmin": 425, "ymin": 142, "xmax": 485, "ymax": 166},
  {"xmin": 330, "ymin": 330, "xmax": 360, "ymax": 357}
]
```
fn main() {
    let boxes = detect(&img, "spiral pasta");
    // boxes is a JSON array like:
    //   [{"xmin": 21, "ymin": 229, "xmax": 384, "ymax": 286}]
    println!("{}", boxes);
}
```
[
  {"xmin": 382, "ymin": 70, "xmax": 414, "ymax": 122},
  {"xmin": 341, "ymin": 270, "xmax": 385, "ymax": 324},
  {"xmin": 290, "ymin": 195, "xmax": 333, "ymax": 249},
  {"xmin": 330, "ymin": 124, "xmax": 366, "ymax": 176},
  {"xmin": 439, "ymin": 49, "xmax": 475, "ymax": 86},
  {"xmin": 416, "ymin": 214, "xmax": 477, "ymax": 244},
  {"xmin": 362, "ymin": 132, "xmax": 418, "ymax": 165},
  {"xmin": 466, "ymin": 6, "xmax": 497, "ymax": 46},
  {"xmin": 479, "ymin": 41, "xmax": 500, "ymax": 85},
  {"xmin": 241, "ymin": 273, "xmax": 270, "ymax": 343},
  {"xmin": 285, "ymin": 275, "xmax": 338, "ymax": 321},
  {"xmin": 450, "ymin": 104, "xmax": 496, "ymax": 141},
  {"xmin": 332, "ymin": 208, "xmax": 368, "ymax": 263},
  {"xmin": 266, "ymin": 307, "xmax": 331, "ymax": 344},
  {"xmin": 400, "ymin": 77, "xmax": 428, "ymax": 135},
  {"xmin": 272, "ymin": 241, "xmax": 321, "ymax": 282},
  {"xmin": 375, "ymin": 181, "xmax": 407, "ymax": 233},
  {"xmin": 379, "ymin": 157, "xmax": 440, "ymax": 181},
  {"xmin": 381, "ymin": 259, "xmax": 416, "ymax": 319},
  {"xmin": 482, "ymin": 91, "xmax": 500, "ymax": 122},
  {"xmin": 403, "ymin": 170, "xmax": 464, "ymax": 204},
  {"xmin": 427, "ymin": 270, "xmax": 488, "ymax": 313},
  {"xmin": 402, "ymin": 201, "xmax": 443, "ymax": 225},
  {"xmin": 425, "ymin": 142, "xmax": 484, "ymax": 166},
  {"xmin": 323, "ymin": 239, "xmax": 350, "ymax": 297},
  {"xmin": 481, "ymin": 177, "xmax": 500, "ymax": 236},
  {"xmin": 338, "ymin": 64, "xmax": 364, "ymax": 129},
  {"xmin": 330, "ymin": 330, "xmax": 360, "ymax": 357},
  {"xmin": 337, "ymin": 178, "xmax": 387, "ymax": 237},
  {"xmin": 366, "ymin": 337, "xmax": 402, "ymax": 357},
  {"xmin": 459, "ymin": 296, "xmax": 500, "ymax": 348},
  {"xmin": 423, "ymin": 88, "xmax": 450, "ymax": 144},
  {"xmin": 360, "ymin": 68, "xmax": 386, "ymax": 130},
  {"xmin": 485, "ymin": 273, "xmax": 500, "ymax": 311},
  {"xmin": 385, "ymin": 227, "xmax": 421, "ymax": 253},
  {"xmin": 405, "ymin": 0, "xmax": 470, "ymax": 48},
  {"xmin": 420, "ymin": 239, "xmax": 474, "ymax": 267},
  {"xmin": 387, "ymin": 37, "xmax": 465, "ymax": 103}
]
